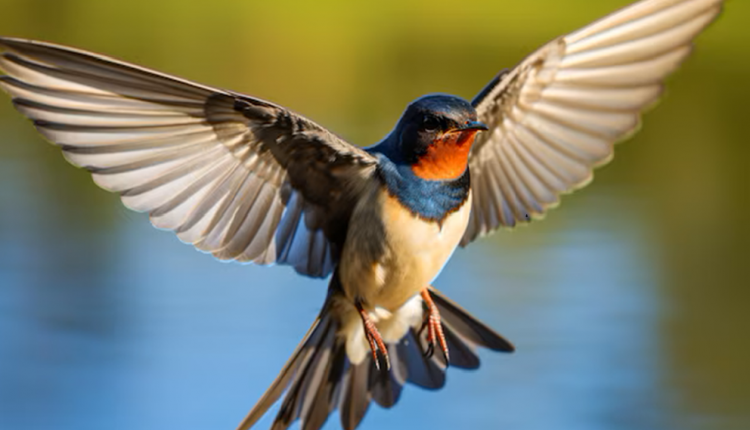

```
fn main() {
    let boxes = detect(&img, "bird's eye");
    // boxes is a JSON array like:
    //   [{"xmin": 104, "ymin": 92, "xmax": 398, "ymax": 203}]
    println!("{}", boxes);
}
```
[{"xmin": 421, "ymin": 116, "xmax": 440, "ymax": 132}]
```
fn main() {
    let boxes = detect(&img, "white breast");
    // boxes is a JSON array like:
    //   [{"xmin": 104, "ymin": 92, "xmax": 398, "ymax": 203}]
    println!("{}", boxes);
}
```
[{"xmin": 340, "ymin": 185, "xmax": 472, "ymax": 311}]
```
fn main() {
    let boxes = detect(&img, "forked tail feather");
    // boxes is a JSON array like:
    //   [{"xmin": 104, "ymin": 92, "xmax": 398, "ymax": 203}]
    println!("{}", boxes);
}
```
[{"xmin": 236, "ymin": 287, "xmax": 514, "ymax": 430}]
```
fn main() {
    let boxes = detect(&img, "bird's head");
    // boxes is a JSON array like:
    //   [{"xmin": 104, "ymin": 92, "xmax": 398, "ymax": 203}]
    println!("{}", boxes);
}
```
[{"xmin": 393, "ymin": 94, "xmax": 488, "ymax": 181}]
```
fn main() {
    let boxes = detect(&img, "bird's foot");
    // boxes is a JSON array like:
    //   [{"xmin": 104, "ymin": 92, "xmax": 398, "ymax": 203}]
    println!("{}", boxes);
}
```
[
  {"xmin": 419, "ymin": 289, "xmax": 450, "ymax": 365},
  {"xmin": 356, "ymin": 302, "xmax": 391, "ymax": 371}
]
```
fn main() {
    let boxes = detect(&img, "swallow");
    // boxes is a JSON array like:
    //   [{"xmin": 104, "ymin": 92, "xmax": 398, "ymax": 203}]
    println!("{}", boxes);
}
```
[{"xmin": 0, "ymin": 0, "xmax": 724, "ymax": 428}]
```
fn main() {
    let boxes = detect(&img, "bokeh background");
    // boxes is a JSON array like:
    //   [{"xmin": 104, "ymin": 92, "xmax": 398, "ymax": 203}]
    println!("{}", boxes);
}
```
[{"xmin": 0, "ymin": 0, "xmax": 748, "ymax": 429}]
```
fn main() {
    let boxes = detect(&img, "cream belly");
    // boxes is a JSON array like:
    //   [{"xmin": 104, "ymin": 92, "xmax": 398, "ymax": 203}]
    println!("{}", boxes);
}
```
[{"xmin": 339, "ymin": 184, "xmax": 472, "ymax": 312}]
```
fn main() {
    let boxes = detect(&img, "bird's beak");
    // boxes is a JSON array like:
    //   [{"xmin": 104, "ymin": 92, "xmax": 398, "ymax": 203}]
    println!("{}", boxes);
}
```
[
  {"xmin": 458, "ymin": 120, "xmax": 489, "ymax": 132},
  {"xmin": 441, "ymin": 120, "xmax": 488, "ymax": 147}
]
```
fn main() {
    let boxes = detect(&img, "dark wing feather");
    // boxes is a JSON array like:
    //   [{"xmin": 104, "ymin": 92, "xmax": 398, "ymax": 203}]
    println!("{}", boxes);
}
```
[
  {"xmin": 462, "ymin": 0, "xmax": 723, "ymax": 245},
  {"xmin": 0, "ymin": 37, "xmax": 377, "ymax": 277}
]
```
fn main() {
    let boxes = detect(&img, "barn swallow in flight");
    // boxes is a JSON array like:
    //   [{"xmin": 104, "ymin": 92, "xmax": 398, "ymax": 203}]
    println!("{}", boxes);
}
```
[{"xmin": 0, "ymin": 0, "xmax": 724, "ymax": 428}]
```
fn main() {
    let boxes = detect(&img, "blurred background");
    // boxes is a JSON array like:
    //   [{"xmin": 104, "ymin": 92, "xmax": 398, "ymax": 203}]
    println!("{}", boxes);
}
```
[{"xmin": 0, "ymin": 0, "xmax": 748, "ymax": 429}]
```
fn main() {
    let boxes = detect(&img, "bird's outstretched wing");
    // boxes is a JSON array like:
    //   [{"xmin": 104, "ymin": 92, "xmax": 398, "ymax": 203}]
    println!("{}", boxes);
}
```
[
  {"xmin": 0, "ymin": 37, "xmax": 378, "ymax": 277},
  {"xmin": 462, "ymin": 0, "xmax": 723, "ymax": 245}
]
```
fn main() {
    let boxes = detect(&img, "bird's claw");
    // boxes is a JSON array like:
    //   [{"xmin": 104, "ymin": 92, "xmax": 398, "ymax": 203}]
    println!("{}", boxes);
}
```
[
  {"xmin": 419, "ymin": 289, "xmax": 450, "ymax": 365},
  {"xmin": 356, "ymin": 302, "xmax": 391, "ymax": 371}
]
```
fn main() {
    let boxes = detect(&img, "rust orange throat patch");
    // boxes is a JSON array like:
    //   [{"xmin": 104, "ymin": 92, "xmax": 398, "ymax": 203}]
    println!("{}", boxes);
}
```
[{"xmin": 411, "ymin": 130, "xmax": 479, "ymax": 181}]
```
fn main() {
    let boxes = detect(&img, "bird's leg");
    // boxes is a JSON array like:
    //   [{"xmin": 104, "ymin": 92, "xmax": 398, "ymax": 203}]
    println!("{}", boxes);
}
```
[
  {"xmin": 418, "ymin": 288, "xmax": 450, "ymax": 365},
  {"xmin": 355, "ymin": 301, "xmax": 391, "ymax": 371}
]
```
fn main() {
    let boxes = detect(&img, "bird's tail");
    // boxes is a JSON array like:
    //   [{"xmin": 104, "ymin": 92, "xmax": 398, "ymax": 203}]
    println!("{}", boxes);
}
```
[{"xmin": 236, "ymin": 287, "xmax": 514, "ymax": 430}]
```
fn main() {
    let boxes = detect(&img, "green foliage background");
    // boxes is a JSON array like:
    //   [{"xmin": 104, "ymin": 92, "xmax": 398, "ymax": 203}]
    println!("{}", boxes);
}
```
[{"xmin": 0, "ymin": 1, "xmax": 747, "ymax": 429}]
